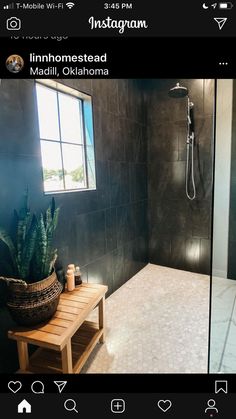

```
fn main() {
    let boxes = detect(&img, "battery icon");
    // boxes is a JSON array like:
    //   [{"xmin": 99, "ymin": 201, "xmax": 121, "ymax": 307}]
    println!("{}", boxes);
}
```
[{"xmin": 219, "ymin": 2, "xmax": 234, "ymax": 9}]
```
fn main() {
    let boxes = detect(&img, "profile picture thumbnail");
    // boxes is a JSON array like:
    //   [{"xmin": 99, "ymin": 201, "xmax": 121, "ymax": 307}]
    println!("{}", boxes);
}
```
[{"xmin": 6, "ymin": 54, "xmax": 24, "ymax": 73}]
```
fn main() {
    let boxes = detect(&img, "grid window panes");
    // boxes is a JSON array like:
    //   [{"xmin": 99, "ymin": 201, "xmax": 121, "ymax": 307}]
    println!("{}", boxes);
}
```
[{"xmin": 35, "ymin": 82, "xmax": 96, "ymax": 193}]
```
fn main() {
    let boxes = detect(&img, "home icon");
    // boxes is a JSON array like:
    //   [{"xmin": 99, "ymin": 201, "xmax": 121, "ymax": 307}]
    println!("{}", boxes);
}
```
[{"xmin": 18, "ymin": 399, "xmax": 31, "ymax": 414}]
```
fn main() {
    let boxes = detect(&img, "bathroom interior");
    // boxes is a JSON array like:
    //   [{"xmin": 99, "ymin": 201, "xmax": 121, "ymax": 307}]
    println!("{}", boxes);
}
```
[{"xmin": 0, "ymin": 78, "xmax": 235, "ymax": 374}]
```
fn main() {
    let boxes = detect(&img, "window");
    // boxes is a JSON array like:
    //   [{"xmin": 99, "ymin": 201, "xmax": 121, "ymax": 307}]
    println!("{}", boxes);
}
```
[{"xmin": 35, "ymin": 80, "xmax": 96, "ymax": 193}]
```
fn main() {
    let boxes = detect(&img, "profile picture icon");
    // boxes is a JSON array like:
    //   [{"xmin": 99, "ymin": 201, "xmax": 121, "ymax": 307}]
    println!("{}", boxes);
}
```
[{"xmin": 6, "ymin": 54, "xmax": 24, "ymax": 73}]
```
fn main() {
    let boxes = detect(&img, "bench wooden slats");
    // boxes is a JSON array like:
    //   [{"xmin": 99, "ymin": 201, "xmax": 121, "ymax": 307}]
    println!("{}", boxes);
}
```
[{"xmin": 8, "ymin": 283, "xmax": 108, "ymax": 372}]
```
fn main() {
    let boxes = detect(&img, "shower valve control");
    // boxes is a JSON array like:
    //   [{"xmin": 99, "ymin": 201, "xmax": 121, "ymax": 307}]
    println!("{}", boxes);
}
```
[{"xmin": 187, "ymin": 133, "xmax": 195, "ymax": 144}]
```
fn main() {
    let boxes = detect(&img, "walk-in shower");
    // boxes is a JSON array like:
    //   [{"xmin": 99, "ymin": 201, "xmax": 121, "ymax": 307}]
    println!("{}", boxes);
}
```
[{"xmin": 169, "ymin": 83, "xmax": 196, "ymax": 200}]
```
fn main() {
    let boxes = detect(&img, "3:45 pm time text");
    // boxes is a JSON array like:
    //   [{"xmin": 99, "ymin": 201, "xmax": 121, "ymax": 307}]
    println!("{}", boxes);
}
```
[{"xmin": 104, "ymin": 3, "xmax": 133, "ymax": 9}]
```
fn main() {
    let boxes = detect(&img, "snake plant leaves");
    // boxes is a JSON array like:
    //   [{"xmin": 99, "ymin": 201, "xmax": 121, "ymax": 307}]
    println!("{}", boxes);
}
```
[
  {"xmin": 20, "ymin": 214, "xmax": 37, "ymax": 280},
  {"xmin": 0, "ymin": 196, "xmax": 60, "ymax": 283},
  {"xmin": 0, "ymin": 228, "xmax": 18, "ymax": 274}
]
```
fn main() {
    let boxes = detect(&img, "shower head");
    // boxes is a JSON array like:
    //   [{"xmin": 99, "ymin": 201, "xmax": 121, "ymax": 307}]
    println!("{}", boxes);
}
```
[{"xmin": 168, "ymin": 83, "xmax": 188, "ymax": 98}]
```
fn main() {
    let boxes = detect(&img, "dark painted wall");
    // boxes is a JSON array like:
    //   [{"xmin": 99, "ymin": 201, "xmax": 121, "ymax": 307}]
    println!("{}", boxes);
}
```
[
  {"xmin": 228, "ymin": 80, "xmax": 236, "ymax": 279},
  {"xmin": 0, "ymin": 79, "xmax": 148, "ymax": 372},
  {"xmin": 147, "ymin": 79, "xmax": 214, "ymax": 274}
]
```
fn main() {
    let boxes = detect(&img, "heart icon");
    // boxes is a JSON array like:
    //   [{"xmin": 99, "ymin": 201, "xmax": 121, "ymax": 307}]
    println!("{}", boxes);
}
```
[
  {"xmin": 157, "ymin": 399, "xmax": 172, "ymax": 412},
  {"xmin": 8, "ymin": 381, "xmax": 22, "ymax": 393}
]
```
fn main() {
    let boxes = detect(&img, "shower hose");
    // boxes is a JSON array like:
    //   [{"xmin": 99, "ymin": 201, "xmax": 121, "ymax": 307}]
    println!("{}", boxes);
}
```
[{"xmin": 186, "ymin": 133, "xmax": 196, "ymax": 200}]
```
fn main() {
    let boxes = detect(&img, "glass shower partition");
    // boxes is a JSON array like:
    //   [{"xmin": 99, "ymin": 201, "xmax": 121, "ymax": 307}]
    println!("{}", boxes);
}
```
[{"xmin": 210, "ymin": 79, "xmax": 236, "ymax": 373}]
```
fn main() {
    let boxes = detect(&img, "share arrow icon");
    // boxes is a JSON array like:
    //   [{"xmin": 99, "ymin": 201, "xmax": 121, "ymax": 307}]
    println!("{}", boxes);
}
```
[
  {"xmin": 54, "ymin": 381, "xmax": 67, "ymax": 393},
  {"xmin": 214, "ymin": 17, "xmax": 228, "ymax": 30}
]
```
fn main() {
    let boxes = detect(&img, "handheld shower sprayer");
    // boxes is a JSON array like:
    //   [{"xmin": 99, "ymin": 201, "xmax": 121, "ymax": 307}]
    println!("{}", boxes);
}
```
[{"xmin": 169, "ymin": 83, "xmax": 196, "ymax": 200}]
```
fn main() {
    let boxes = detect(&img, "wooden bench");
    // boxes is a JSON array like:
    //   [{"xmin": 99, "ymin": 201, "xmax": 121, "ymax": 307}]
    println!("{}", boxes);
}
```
[{"xmin": 8, "ymin": 283, "xmax": 108, "ymax": 373}]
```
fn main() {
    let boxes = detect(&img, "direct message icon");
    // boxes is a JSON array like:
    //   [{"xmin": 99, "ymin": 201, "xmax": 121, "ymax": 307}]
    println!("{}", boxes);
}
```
[
  {"xmin": 214, "ymin": 17, "xmax": 228, "ymax": 30},
  {"xmin": 54, "ymin": 381, "xmax": 67, "ymax": 393}
]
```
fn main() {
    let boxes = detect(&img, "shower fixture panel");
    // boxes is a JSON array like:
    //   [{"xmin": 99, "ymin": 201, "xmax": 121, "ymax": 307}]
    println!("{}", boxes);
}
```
[{"xmin": 169, "ymin": 83, "xmax": 196, "ymax": 200}]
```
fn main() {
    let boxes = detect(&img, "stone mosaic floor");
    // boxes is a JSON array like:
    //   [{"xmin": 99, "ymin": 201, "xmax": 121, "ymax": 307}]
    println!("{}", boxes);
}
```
[
  {"xmin": 210, "ymin": 276, "xmax": 236, "ymax": 373},
  {"xmin": 81, "ymin": 263, "xmax": 210, "ymax": 373}
]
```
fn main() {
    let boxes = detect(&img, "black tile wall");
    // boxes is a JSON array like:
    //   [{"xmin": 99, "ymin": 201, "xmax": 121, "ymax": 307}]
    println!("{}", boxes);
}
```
[
  {"xmin": 228, "ymin": 80, "xmax": 236, "ymax": 279},
  {"xmin": 0, "ymin": 79, "xmax": 148, "ymax": 372},
  {"xmin": 146, "ymin": 79, "xmax": 214, "ymax": 274},
  {"xmin": 110, "ymin": 162, "xmax": 130, "ymax": 206},
  {"xmin": 0, "ymin": 78, "xmax": 215, "ymax": 373},
  {"xmin": 87, "ymin": 253, "xmax": 114, "ymax": 297}
]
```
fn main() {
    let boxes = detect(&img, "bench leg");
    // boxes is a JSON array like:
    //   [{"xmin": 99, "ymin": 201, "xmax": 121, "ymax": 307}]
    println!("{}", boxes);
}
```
[
  {"xmin": 99, "ymin": 296, "xmax": 105, "ymax": 343},
  {"xmin": 17, "ymin": 341, "xmax": 29, "ymax": 371},
  {"xmin": 61, "ymin": 341, "xmax": 73, "ymax": 373}
]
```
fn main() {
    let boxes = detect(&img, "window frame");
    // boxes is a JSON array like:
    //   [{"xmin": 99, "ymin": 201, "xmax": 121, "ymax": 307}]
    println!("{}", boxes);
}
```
[{"xmin": 35, "ymin": 79, "xmax": 96, "ymax": 194}]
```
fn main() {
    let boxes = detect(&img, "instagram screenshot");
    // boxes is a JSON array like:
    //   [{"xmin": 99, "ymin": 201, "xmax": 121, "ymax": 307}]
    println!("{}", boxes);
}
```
[{"xmin": 0, "ymin": 0, "xmax": 236, "ymax": 417}]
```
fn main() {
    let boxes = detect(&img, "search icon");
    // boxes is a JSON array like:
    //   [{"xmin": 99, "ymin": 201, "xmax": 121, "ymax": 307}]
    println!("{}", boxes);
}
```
[{"xmin": 64, "ymin": 399, "xmax": 78, "ymax": 413}]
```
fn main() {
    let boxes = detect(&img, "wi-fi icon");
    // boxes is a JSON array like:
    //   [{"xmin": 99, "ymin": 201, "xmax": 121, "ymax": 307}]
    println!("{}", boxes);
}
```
[{"xmin": 66, "ymin": 2, "xmax": 75, "ymax": 9}]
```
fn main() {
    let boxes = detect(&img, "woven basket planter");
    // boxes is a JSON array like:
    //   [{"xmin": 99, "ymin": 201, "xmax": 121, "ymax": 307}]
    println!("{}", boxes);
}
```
[{"xmin": 2, "ymin": 270, "xmax": 63, "ymax": 327}]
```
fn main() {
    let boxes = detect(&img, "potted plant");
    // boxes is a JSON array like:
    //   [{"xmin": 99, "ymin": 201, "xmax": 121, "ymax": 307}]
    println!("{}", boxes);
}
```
[{"xmin": 0, "ymin": 192, "xmax": 63, "ymax": 326}]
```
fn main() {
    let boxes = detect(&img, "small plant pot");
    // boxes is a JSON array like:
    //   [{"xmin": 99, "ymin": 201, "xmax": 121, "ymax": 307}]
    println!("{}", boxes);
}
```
[{"xmin": 5, "ymin": 270, "xmax": 63, "ymax": 327}]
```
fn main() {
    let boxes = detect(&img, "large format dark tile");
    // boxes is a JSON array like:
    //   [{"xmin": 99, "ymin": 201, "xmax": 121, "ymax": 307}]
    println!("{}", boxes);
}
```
[
  {"xmin": 87, "ymin": 253, "xmax": 114, "ymax": 297},
  {"xmin": 170, "ymin": 235, "xmax": 186, "ymax": 270},
  {"xmin": 75, "ymin": 211, "xmax": 106, "ymax": 266},
  {"xmin": 148, "ymin": 160, "xmax": 186, "ymax": 201},
  {"xmin": 105, "ymin": 208, "xmax": 117, "ymax": 252},
  {"xmin": 204, "ymin": 79, "xmax": 215, "ymax": 116},
  {"xmin": 185, "ymin": 238, "xmax": 201, "ymax": 273},
  {"xmin": 118, "ymin": 80, "xmax": 144, "ymax": 123},
  {"xmin": 190, "ymin": 202, "xmax": 211, "ymax": 239},
  {"xmin": 113, "ymin": 239, "xmax": 146, "ymax": 292},
  {"xmin": 228, "ymin": 241, "xmax": 236, "ymax": 280},
  {"xmin": 149, "ymin": 199, "xmax": 192, "ymax": 236},
  {"xmin": 134, "ymin": 201, "xmax": 148, "ymax": 237},
  {"xmin": 0, "ymin": 80, "xmax": 40, "ymax": 157},
  {"xmin": 147, "ymin": 88, "xmax": 186, "ymax": 124},
  {"xmin": 99, "ymin": 113, "xmax": 125, "ymax": 162},
  {"xmin": 193, "ymin": 153, "xmax": 213, "ymax": 201},
  {"xmin": 199, "ymin": 238, "xmax": 211, "ymax": 275},
  {"xmin": 92, "ymin": 79, "xmax": 118, "ymax": 113},
  {"xmin": 149, "ymin": 232, "xmax": 171, "ymax": 266},
  {"xmin": 0, "ymin": 154, "xmax": 43, "ymax": 225},
  {"xmin": 130, "ymin": 163, "xmax": 148, "ymax": 202},
  {"xmin": 177, "ymin": 121, "xmax": 188, "ymax": 161},
  {"xmin": 133, "ymin": 235, "xmax": 149, "ymax": 268},
  {"xmin": 194, "ymin": 116, "xmax": 214, "ymax": 155},
  {"xmin": 92, "ymin": 106, "xmax": 104, "ymax": 161},
  {"xmin": 123, "ymin": 120, "xmax": 147, "ymax": 163},
  {"xmin": 110, "ymin": 162, "xmax": 130, "ymax": 206},
  {"xmin": 113, "ymin": 243, "xmax": 132, "ymax": 291},
  {"xmin": 94, "ymin": 160, "xmax": 110, "ymax": 209},
  {"xmin": 116, "ymin": 204, "xmax": 136, "ymax": 247},
  {"xmin": 148, "ymin": 122, "xmax": 178, "ymax": 163},
  {"xmin": 181, "ymin": 79, "xmax": 204, "ymax": 115},
  {"xmin": 229, "ymin": 177, "xmax": 236, "ymax": 243}
]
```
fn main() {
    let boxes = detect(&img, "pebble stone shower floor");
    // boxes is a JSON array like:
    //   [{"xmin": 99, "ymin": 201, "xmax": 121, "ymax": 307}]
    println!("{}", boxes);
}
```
[{"xmin": 81, "ymin": 263, "xmax": 210, "ymax": 373}]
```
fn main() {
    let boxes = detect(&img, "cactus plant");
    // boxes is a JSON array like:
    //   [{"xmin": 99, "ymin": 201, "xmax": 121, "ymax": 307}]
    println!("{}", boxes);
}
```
[{"xmin": 0, "ymin": 192, "xmax": 59, "ymax": 283}]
